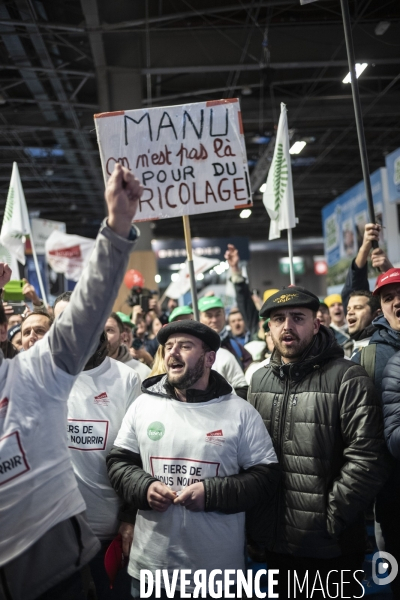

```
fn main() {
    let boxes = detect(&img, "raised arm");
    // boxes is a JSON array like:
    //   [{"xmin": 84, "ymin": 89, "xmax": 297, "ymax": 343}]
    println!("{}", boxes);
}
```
[
  {"xmin": 225, "ymin": 244, "xmax": 259, "ymax": 336},
  {"xmin": 341, "ymin": 223, "xmax": 392, "ymax": 312},
  {"xmin": 49, "ymin": 164, "xmax": 143, "ymax": 374}
]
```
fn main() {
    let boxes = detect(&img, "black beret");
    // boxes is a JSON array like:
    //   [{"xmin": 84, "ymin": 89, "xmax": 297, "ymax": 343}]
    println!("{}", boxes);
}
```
[
  {"xmin": 157, "ymin": 319, "xmax": 220, "ymax": 352},
  {"xmin": 259, "ymin": 286, "xmax": 320, "ymax": 319}
]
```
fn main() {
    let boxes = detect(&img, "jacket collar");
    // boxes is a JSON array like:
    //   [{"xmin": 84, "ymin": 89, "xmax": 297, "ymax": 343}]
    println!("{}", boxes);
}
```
[
  {"xmin": 142, "ymin": 369, "xmax": 232, "ymax": 403},
  {"xmin": 270, "ymin": 325, "xmax": 344, "ymax": 382}
]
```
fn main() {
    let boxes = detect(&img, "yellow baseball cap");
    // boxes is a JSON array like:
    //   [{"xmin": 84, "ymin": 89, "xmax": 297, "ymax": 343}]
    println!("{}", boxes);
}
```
[
  {"xmin": 263, "ymin": 288, "xmax": 279, "ymax": 302},
  {"xmin": 324, "ymin": 293, "xmax": 342, "ymax": 308}
]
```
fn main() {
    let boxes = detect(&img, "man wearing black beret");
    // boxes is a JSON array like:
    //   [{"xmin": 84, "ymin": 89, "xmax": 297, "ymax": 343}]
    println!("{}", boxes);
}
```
[
  {"xmin": 248, "ymin": 285, "xmax": 390, "ymax": 598},
  {"xmin": 107, "ymin": 320, "xmax": 280, "ymax": 597}
]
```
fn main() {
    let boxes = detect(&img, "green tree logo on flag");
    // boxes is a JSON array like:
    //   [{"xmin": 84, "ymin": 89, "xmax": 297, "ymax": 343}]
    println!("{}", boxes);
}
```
[
  {"xmin": 4, "ymin": 187, "xmax": 14, "ymax": 223},
  {"xmin": 273, "ymin": 143, "xmax": 288, "ymax": 213}
]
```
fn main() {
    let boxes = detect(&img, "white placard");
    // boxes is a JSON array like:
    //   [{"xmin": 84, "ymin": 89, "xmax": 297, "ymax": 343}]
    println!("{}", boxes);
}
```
[{"xmin": 94, "ymin": 99, "xmax": 252, "ymax": 222}]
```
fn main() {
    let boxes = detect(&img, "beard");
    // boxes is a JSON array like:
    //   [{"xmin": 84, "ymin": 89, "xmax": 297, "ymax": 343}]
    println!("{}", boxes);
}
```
[
  {"xmin": 271, "ymin": 331, "xmax": 314, "ymax": 361},
  {"xmin": 167, "ymin": 353, "xmax": 206, "ymax": 390}
]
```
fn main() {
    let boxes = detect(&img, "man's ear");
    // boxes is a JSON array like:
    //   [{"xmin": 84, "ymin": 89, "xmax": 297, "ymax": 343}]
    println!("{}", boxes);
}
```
[
  {"xmin": 313, "ymin": 317, "xmax": 321, "ymax": 335},
  {"xmin": 205, "ymin": 351, "xmax": 216, "ymax": 368}
]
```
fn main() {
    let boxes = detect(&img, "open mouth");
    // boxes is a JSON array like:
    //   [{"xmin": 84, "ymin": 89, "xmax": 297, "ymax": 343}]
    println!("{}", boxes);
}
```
[
  {"xmin": 347, "ymin": 317, "xmax": 357, "ymax": 326},
  {"xmin": 168, "ymin": 361, "xmax": 184, "ymax": 372},
  {"xmin": 281, "ymin": 335, "xmax": 297, "ymax": 346}
]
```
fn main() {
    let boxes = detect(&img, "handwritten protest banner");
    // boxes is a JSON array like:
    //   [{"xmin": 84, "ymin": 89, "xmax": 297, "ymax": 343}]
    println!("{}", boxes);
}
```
[{"xmin": 94, "ymin": 99, "xmax": 252, "ymax": 222}]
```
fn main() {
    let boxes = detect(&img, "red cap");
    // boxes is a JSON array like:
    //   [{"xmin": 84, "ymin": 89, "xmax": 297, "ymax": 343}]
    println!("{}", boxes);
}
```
[{"xmin": 373, "ymin": 268, "xmax": 400, "ymax": 295}]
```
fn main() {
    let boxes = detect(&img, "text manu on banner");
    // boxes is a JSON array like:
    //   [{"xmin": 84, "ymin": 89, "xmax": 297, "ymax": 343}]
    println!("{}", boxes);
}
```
[{"xmin": 94, "ymin": 99, "xmax": 252, "ymax": 222}]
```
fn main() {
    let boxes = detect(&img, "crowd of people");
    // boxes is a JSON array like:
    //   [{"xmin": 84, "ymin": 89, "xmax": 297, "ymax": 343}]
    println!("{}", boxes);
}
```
[{"xmin": 1, "ymin": 165, "xmax": 400, "ymax": 600}]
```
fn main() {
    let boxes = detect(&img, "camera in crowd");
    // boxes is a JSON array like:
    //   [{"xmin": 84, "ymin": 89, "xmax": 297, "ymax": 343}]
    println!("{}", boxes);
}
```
[{"xmin": 126, "ymin": 286, "xmax": 157, "ymax": 314}]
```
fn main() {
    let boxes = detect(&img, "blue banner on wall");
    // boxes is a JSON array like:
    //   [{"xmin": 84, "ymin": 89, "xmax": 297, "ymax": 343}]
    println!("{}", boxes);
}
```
[
  {"xmin": 321, "ymin": 168, "xmax": 386, "ymax": 287},
  {"xmin": 385, "ymin": 147, "xmax": 400, "ymax": 204}
]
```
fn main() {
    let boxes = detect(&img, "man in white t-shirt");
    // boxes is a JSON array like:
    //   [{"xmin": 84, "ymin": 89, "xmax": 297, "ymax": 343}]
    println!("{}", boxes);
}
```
[
  {"xmin": 53, "ymin": 296, "xmax": 142, "ymax": 600},
  {"xmin": 0, "ymin": 164, "xmax": 143, "ymax": 600},
  {"xmin": 107, "ymin": 320, "xmax": 280, "ymax": 598}
]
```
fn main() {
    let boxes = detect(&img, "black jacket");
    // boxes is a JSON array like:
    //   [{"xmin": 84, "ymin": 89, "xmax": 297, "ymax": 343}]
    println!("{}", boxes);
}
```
[
  {"xmin": 382, "ymin": 350, "xmax": 400, "ymax": 461},
  {"xmin": 352, "ymin": 314, "xmax": 400, "ymax": 396},
  {"xmin": 106, "ymin": 371, "xmax": 280, "ymax": 528},
  {"xmin": 248, "ymin": 325, "xmax": 389, "ymax": 558}
]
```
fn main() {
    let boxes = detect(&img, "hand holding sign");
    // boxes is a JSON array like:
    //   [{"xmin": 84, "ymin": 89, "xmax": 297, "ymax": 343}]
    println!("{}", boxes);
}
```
[
  {"xmin": 174, "ymin": 482, "xmax": 205, "ymax": 512},
  {"xmin": 106, "ymin": 164, "xmax": 143, "ymax": 238},
  {"xmin": 147, "ymin": 480, "xmax": 177, "ymax": 512}
]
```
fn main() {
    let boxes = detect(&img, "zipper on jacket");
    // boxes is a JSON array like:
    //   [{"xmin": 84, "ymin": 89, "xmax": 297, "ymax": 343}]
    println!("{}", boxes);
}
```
[{"xmin": 288, "ymin": 395, "xmax": 298, "ymax": 440}]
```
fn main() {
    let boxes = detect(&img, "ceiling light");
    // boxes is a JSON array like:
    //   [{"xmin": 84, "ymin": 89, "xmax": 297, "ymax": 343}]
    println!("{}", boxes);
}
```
[
  {"xmin": 289, "ymin": 141, "xmax": 307, "ymax": 155},
  {"xmin": 171, "ymin": 273, "xmax": 179, "ymax": 282},
  {"xmin": 241, "ymin": 86, "xmax": 252, "ymax": 96},
  {"xmin": 259, "ymin": 183, "xmax": 267, "ymax": 193},
  {"xmin": 196, "ymin": 273, "xmax": 204, "ymax": 281},
  {"xmin": 342, "ymin": 63, "xmax": 368, "ymax": 84},
  {"xmin": 375, "ymin": 21, "xmax": 390, "ymax": 36},
  {"xmin": 155, "ymin": 274, "xmax": 161, "ymax": 283},
  {"xmin": 240, "ymin": 209, "xmax": 252, "ymax": 219}
]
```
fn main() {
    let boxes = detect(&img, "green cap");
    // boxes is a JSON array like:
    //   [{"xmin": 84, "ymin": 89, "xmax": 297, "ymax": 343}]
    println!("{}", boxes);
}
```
[
  {"xmin": 168, "ymin": 306, "xmax": 194, "ymax": 323},
  {"xmin": 116, "ymin": 312, "xmax": 135, "ymax": 328},
  {"xmin": 198, "ymin": 296, "xmax": 224, "ymax": 312}
]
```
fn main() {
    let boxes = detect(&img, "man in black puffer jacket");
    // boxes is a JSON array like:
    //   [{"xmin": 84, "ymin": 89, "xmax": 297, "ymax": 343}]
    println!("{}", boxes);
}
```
[
  {"xmin": 107, "ymin": 320, "xmax": 280, "ymax": 598},
  {"xmin": 353, "ymin": 268, "xmax": 400, "ymax": 598},
  {"xmin": 248, "ymin": 286, "xmax": 390, "ymax": 599}
]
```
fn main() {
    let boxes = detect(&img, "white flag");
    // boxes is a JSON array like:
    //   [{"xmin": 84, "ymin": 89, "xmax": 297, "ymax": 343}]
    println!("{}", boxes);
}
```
[
  {"xmin": 262, "ymin": 103, "xmax": 296, "ymax": 240},
  {"xmin": 164, "ymin": 256, "xmax": 219, "ymax": 300},
  {"xmin": 45, "ymin": 231, "xmax": 95, "ymax": 282},
  {"xmin": 0, "ymin": 163, "xmax": 31, "ymax": 265},
  {"xmin": 0, "ymin": 243, "xmax": 20, "ymax": 281}
]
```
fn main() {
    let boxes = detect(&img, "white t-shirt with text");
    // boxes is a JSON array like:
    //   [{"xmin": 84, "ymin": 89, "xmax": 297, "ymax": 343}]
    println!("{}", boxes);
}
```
[
  {"xmin": 67, "ymin": 357, "xmax": 141, "ymax": 539},
  {"xmin": 114, "ymin": 391, "xmax": 277, "ymax": 591}
]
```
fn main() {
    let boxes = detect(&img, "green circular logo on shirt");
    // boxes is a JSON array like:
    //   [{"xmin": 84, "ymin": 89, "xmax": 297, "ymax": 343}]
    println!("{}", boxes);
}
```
[{"xmin": 147, "ymin": 421, "xmax": 165, "ymax": 441}]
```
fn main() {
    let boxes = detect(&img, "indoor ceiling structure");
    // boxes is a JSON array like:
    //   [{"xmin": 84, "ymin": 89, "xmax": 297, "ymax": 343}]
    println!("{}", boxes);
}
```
[{"xmin": 0, "ymin": 0, "xmax": 399, "ymax": 241}]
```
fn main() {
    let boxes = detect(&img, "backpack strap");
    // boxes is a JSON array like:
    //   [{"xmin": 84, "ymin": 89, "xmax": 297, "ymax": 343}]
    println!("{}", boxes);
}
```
[{"xmin": 360, "ymin": 343, "xmax": 377, "ymax": 380}]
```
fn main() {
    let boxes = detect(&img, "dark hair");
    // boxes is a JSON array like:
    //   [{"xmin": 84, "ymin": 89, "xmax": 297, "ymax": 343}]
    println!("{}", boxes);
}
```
[
  {"xmin": 349, "ymin": 290, "xmax": 380, "ymax": 315},
  {"xmin": 109, "ymin": 312, "xmax": 124, "ymax": 334},
  {"xmin": 53, "ymin": 291, "xmax": 73, "ymax": 310},
  {"xmin": 318, "ymin": 303, "xmax": 329, "ymax": 312},
  {"xmin": 22, "ymin": 310, "xmax": 53, "ymax": 329},
  {"xmin": 201, "ymin": 341, "xmax": 212, "ymax": 353}
]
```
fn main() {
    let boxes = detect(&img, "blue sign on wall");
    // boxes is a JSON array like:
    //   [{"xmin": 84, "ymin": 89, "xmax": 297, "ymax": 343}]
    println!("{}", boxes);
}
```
[
  {"xmin": 385, "ymin": 147, "xmax": 400, "ymax": 204},
  {"xmin": 321, "ymin": 168, "xmax": 386, "ymax": 287}
]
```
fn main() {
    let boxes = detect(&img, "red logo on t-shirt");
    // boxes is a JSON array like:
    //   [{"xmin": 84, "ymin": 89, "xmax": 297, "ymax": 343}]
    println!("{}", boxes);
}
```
[
  {"xmin": 206, "ymin": 429, "xmax": 223, "ymax": 437},
  {"xmin": 0, "ymin": 398, "xmax": 9, "ymax": 418},
  {"xmin": 94, "ymin": 392, "xmax": 109, "ymax": 406}
]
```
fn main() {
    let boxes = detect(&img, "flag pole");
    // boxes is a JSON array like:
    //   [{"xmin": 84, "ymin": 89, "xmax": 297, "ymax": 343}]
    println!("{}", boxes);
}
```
[
  {"xmin": 287, "ymin": 228, "xmax": 295, "ymax": 285},
  {"xmin": 182, "ymin": 215, "xmax": 199, "ymax": 321},
  {"xmin": 28, "ymin": 231, "xmax": 48, "ymax": 308},
  {"xmin": 339, "ymin": 0, "xmax": 377, "ymax": 247}
]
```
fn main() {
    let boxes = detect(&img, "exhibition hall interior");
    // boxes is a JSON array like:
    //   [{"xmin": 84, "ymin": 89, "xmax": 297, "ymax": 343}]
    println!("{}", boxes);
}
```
[{"xmin": 1, "ymin": 1, "xmax": 400, "ymax": 599}]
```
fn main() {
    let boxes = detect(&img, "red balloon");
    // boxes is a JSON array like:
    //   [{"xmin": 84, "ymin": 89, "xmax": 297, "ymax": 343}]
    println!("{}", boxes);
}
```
[{"xmin": 124, "ymin": 269, "xmax": 144, "ymax": 289}]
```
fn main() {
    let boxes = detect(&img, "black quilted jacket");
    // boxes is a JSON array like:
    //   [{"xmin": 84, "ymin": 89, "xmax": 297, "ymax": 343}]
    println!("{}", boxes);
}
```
[
  {"xmin": 248, "ymin": 325, "xmax": 390, "ymax": 558},
  {"xmin": 382, "ymin": 350, "xmax": 400, "ymax": 460}
]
